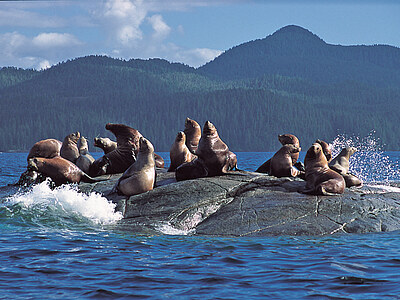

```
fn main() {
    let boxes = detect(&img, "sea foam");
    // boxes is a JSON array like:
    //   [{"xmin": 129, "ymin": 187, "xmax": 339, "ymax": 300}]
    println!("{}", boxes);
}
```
[
  {"xmin": 6, "ymin": 179, "xmax": 123, "ymax": 225},
  {"xmin": 329, "ymin": 131, "xmax": 400, "ymax": 183}
]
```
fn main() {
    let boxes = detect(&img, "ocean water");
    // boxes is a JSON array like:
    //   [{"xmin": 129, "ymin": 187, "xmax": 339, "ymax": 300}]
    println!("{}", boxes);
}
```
[{"xmin": 1, "ymin": 136, "xmax": 400, "ymax": 299}]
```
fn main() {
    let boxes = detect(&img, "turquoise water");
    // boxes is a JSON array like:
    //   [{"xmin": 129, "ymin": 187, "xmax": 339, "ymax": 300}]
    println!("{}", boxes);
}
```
[{"xmin": 1, "ymin": 148, "xmax": 400, "ymax": 299}]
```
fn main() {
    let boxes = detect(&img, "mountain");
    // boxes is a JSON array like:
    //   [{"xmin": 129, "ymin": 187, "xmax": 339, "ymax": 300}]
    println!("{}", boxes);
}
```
[
  {"xmin": 1, "ymin": 26, "xmax": 400, "ymax": 153},
  {"xmin": 199, "ymin": 25, "xmax": 400, "ymax": 88}
]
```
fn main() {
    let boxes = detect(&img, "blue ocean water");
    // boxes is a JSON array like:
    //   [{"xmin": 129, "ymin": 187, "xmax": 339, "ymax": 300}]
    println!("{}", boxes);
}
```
[{"xmin": 1, "ymin": 141, "xmax": 400, "ymax": 299}]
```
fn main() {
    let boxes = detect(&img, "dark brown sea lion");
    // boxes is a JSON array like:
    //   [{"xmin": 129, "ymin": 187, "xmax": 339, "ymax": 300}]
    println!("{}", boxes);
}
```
[
  {"xmin": 168, "ymin": 131, "xmax": 197, "ymax": 172},
  {"xmin": 75, "ymin": 136, "xmax": 95, "ymax": 174},
  {"xmin": 175, "ymin": 158, "xmax": 208, "ymax": 181},
  {"xmin": 256, "ymin": 133, "xmax": 302, "ymax": 173},
  {"xmin": 113, "ymin": 137, "xmax": 156, "ymax": 196},
  {"xmin": 195, "ymin": 121, "xmax": 234, "ymax": 176},
  {"xmin": 94, "ymin": 137, "xmax": 117, "ymax": 154},
  {"xmin": 329, "ymin": 147, "xmax": 363, "ymax": 187},
  {"xmin": 27, "ymin": 156, "xmax": 104, "ymax": 186},
  {"xmin": 27, "ymin": 139, "xmax": 62, "ymax": 161},
  {"xmin": 269, "ymin": 144, "xmax": 302, "ymax": 178},
  {"xmin": 316, "ymin": 139, "xmax": 332, "ymax": 162},
  {"xmin": 89, "ymin": 123, "xmax": 142, "ymax": 177},
  {"xmin": 183, "ymin": 117, "xmax": 201, "ymax": 154},
  {"xmin": 301, "ymin": 143, "xmax": 345, "ymax": 195},
  {"xmin": 60, "ymin": 132, "xmax": 81, "ymax": 163}
]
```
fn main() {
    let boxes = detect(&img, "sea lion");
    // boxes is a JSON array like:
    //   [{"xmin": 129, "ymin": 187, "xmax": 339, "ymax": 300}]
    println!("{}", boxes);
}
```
[
  {"xmin": 27, "ymin": 156, "xmax": 104, "ymax": 186},
  {"xmin": 75, "ymin": 136, "xmax": 95, "ymax": 174},
  {"xmin": 175, "ymin": 158, "xmax": 208, "ymax": 181},
  {"xmin": 89, "ymin": 123, "xmax": 142, "ymax": 177},
  {"xmin": 94, "ymin": 137, "xmax": 117, "ymax": 154},
  {"xmin": 175, "ymin": 121, "xmax": 234, "ymax": 181},
  {"xmin": 168, "ymin": 131, "xmax": 197, "ymax": 172},
  {"xmin": 301, "ymin": 143, "xmax": 345, "ymax": 195},
  {"xmin": 269, "ymin": 144, "xmax": 302, "ymax": 178},
  {"xmin": 316, "ymin": 139, "xmax": 332, "ymax": 162},
  {"xmin": 27, "ymin": 138, "xmax": 62, "ymax": 161},
  {"xmin": 60, "ymin": 132, "xmax": 81, "ymax": 163},
  {"xmin": 183, "ymin": 117, "xmax": 201, "ymax": 154},
  {"xmin": 256, "ymin": 133, "xmax": 302, "ymax": 173},
  {"xmin": 154, "ymin": 153, "xmax": 165, "ymax": 169},
  {"xmin": 196, "ymin": 121, "xmax": 234, "ymax": 176},
  {"xmin": 329, "ymin": 147, "xmax": 363, "ymax": 187},
  {"xmin": 113, "ymin": 137, "xmax": 156, "ymax": 196}
]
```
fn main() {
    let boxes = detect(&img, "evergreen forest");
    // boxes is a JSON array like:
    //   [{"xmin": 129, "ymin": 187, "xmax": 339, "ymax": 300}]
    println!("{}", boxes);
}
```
[{"xmin": 1, "ymin": 25, "xmax": 400, "ymax": 152}]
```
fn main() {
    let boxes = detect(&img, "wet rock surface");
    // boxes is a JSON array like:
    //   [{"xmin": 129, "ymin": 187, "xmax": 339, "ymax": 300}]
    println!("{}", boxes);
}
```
[{"xmin": 78, "ymin": 169, "xmax": 400, "ymax": 237}]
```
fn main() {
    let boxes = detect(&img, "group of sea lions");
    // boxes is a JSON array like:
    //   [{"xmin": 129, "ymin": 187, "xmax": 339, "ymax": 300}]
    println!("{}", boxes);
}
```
[
  {"xmin": 254, "ymin": 134, "xmax": 362, "ymax": 195},
  {"xmin": 18, "ymin": 123, "xmax": 161, "ymax": 196},
  {"xmin": 18, "ymin": 118, "xmax": 362, "ymax": 197}
]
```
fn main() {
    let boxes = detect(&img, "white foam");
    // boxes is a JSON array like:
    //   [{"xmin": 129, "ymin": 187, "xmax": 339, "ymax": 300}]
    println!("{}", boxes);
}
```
[
  {"xmin": 6, "ymin": 180, "xmax": 123, "ymax": 225},
  {"xmin": 155, "ymin": 221, "xmax": 195, "ymax": 236},
  {"xmin": 330, "ymin": 131, "xmax": 400, "ymax": 183},
  {"xmin": 362, "ymin": 184, "xmax": 400, "ymax": 194}
]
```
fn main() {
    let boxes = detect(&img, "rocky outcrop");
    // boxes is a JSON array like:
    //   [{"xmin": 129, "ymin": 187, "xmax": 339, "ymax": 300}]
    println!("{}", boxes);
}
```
[{"xmin": 78, "ymin": 169, "xmax": 400, "ymax": 236}]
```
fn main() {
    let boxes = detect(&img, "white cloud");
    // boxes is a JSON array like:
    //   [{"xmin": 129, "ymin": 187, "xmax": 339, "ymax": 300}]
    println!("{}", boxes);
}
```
[
  {"xmin": 173, "ymin": 48, "xmax": 223, "ymax": 67},
  {"xmin": 147, "ymin": 14, "xmax": 171, "ymax": 40},
  {"xmin": 32, "ymin": 33, "xmax": 82, "ymax": 48},
  {"xmin": 100, "ymin": 0, "xmax": 147, "ymax": 45},
  {"xmin": 0, "ymin": 31, "xmax": 85, "ymax": 69}
]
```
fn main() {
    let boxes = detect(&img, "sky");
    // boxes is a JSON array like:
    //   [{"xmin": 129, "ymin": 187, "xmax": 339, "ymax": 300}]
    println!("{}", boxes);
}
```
[{"xmin": 0, "ymin": 0, "xmax": 399, "ymax": 70}]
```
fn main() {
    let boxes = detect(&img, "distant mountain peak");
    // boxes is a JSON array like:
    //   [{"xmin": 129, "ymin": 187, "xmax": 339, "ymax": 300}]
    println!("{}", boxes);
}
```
[{"xmin": 270, "ymin": 25, "xmax": 325, "ymax": 43}]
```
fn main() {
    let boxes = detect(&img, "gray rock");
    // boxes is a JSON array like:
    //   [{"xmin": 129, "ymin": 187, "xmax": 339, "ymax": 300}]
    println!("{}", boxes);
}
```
[{"xmin": 78, "ymin": 169, "xmax": 400, "ymax": 236}]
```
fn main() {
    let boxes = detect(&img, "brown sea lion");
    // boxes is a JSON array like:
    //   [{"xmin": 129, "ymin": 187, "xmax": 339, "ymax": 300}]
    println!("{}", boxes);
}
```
[
  {"xmin": 269, "ymin": 144, "xmax": 302, "ymax": 178},
  {"xmin": 301, "ymin": 143, "xmax": 345, "ymax": 195},
  {"xmin": 113, "ymin": 137, "xmax": 156, "ymax": 196},
  {"xmin": 195, "ymin": 121, "xmax": 233, "ymax": 176},
  {"xmin": 60, "ymin": 132, "xmax": 81, "ymax": 163},
  {"xmin": 329, "ymin": 147, "xmax": 363, "ymax": 187},
  {"xmin": 75, "ymin": 136, "xmax": 95, "ymax": 174},
  {"xmin": 175, "ymin": 121, "xmax": 234, "ymax": 181},
  {"xmin": 316, "ymin": 139, "xmax": 332, "ymax": 162},
  {"xmin": 94, "ymin": 137, "xmax": 117, "ymax": 154},
  {"xmin": 183, "ymin": 117, "xmax": 201, "ymax": 154},
  {"xmin": 89, "ymin": 123, "xmax": 142, "ymax": 177},
  {"xmin": 256, "ymin": 133, "xmax": 302, "ymax": 173},
  {"xmin": 27, "ymin": 139, "xmax": 62, "ymax": 161},
  {"xmin": 27, "ymin": 156, "xmax": 104, "ymax": 186},
  {"xmin": 154, "ymin": 153, "xmax": 165, "ymax": 169},
  {"xmin": 168, "ymin": 131, "xmax": 197, "ymax": 172}
]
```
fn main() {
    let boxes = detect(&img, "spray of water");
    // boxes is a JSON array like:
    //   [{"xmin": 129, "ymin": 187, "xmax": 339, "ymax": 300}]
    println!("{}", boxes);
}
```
[
  {"xmin": 329, "ymin": 131, "xmax": 400, "ymax": 183},
  {"xmin": 5, "ymin": 179, "xmax": 123, "ymax": 226}
]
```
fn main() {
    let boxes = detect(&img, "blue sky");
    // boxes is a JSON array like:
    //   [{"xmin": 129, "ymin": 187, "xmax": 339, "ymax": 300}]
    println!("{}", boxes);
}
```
[{"xmin": 0, "ymin": 0, "xmax": 399, "ymax": 70}]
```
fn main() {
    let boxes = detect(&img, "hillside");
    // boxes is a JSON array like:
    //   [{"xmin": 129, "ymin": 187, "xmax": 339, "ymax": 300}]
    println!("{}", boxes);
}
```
[{"xmin": 1, "ymin": 26, "xmax": 400, "ymax": 152}]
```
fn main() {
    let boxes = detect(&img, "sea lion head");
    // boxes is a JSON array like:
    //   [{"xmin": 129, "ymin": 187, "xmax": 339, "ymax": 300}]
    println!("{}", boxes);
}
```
[
  {"xmin": 27, "ymin": 158, "xmax": 39, "ymax": 171},
  {"xmin": 306, "ymin": 143, "xmax": 323, "ymax": 160},
  {"xmin": 64, "ymin": 131, "xmax": 80, "ymax": 144},
  {"xmin": 105, "ymin": 123, "xmax": 142, "ymax": 150},
  {"xmin": 185, "ymin": 117, "xmax": 201, "ymax": 131},
  {"xmin": 78, "ymin": 136, "xmax": 88, "ymax": 152},
  {"xmin": 139, "ymin": 137, "xmax": 154, "ymax": 154},
  {"xmin": 175, "ymin": 131, "xmax": 186, "ymax": 143},
  {"xmin": 203, "ymin": 121, "xmax": 217, "ymax": 136},
  {"xmin": 278, "ymin": 134, "xmax": 299, "ymax": 147},
  {"xmin": 315, "ymin": 139, "xmax": 332, "ymax": 162}
]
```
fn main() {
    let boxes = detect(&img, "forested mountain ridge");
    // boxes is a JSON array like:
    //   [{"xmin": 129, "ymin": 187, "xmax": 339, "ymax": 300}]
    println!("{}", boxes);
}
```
[
  {"xmin": 199, "ymin": 25, "xmax": 400, "ymax": 88},
  {"xmin": 1, "ymin": 25, "xmax": 400, "ymax": 152}
]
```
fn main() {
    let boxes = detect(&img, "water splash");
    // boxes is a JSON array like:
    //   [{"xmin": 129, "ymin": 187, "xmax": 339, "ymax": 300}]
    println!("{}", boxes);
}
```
[
  {"xmin": 3, "ymin": 179, "xmax": 123, "ymax": 227},
  {"xmin": 155, "ymin": 221, "xmax": 195, "ymax": 236},
  {"xmin": 329, "ymin": 131, "xmax": 400, "ymax": 183}
]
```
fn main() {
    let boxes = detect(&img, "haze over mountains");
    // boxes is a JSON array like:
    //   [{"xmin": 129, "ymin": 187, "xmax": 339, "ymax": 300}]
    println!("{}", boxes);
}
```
[{"xmin": 1, "ymin": 25, "xmax": 399, "ymax": 152}]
